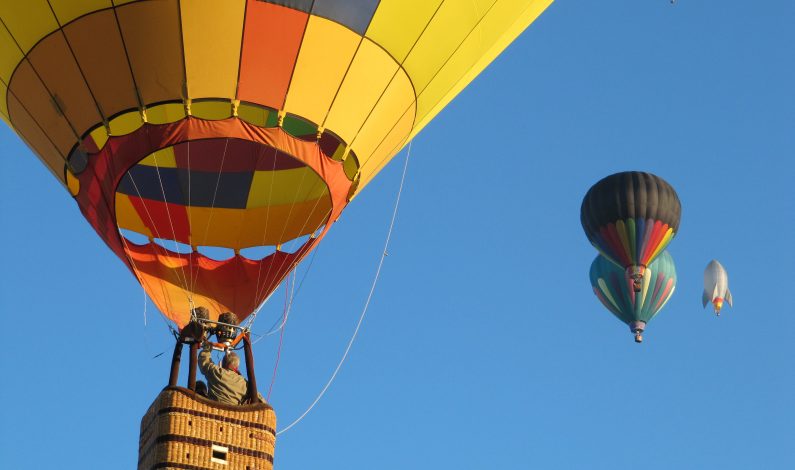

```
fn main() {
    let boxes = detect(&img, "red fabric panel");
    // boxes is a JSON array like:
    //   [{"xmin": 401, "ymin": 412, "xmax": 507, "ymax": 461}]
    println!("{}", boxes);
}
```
[
  {"xmin": 172, "ymin": 138, "xmax": 305, "ymax": 172},
  {"xmin": 600, "ymin": 224, "xmax": 630, "ymax": 267},
  {"xmin": 237, "ymin": 1, "xmax": 308, "ymax": 109},
  {"xmin": 640, "ymin": 221, "xmax": 668, "ymax": 265},
  {"xmin": 128, "ymin": 196, "xmax": 191, "ymax": 242}
]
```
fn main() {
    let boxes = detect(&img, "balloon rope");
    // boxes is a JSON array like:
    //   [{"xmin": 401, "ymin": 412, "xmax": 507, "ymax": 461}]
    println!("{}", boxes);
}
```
[
  {"xmin": 148, "ymin": 145, "xmax": 193, "ymax": 295},
  {"xmin": 276, "ymin": 141, "xmax": 412, "ymax": 436},
  {"xmin": 267, "ymin": 271, "xmax": 293, "ymax": 401},
  {"xmin": 123, "ymin": 168, "xmax": 191, "ymax": 303},
  {"xmin": 251, "ymin": 246, "xmax": 320, "ymax": 342},
  {"xmin": 191, "ymin": 138, "xmax": 231, "ymax": 294}
]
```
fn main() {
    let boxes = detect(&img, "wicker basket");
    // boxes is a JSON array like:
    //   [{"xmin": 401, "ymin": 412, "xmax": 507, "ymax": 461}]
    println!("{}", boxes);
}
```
[{"xmin": 138, "ymin": 387, "xmax": 276, "ymax": 470}]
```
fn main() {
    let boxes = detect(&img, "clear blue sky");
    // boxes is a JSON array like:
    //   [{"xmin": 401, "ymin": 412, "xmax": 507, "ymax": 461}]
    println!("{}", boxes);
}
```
[{"xmin": 2, "ymin": 1, "xmax": 794, "ymax": 469}]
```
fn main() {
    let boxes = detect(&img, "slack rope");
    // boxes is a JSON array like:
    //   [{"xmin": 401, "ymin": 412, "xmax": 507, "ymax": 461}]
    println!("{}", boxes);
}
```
[
  {"xmin": 267, "ymin": 271, "xmax": 293, "ymax": 401},
  {"xmin": 276, "ymin": 141, "xmax": 412, "ymax": 436}
]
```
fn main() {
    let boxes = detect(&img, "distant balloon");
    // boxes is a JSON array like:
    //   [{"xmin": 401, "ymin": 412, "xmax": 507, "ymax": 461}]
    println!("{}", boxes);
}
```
[
  {"xmin": 703, "ymin": 260, "xmax": 733, "ymax": 315},
  {"xmin": 581, "ymin": 171, "xmax": 681, "ymax": 292},
  {"xmin": 590, "ymin": 251, "xmax": 677, "ymax": 343}
]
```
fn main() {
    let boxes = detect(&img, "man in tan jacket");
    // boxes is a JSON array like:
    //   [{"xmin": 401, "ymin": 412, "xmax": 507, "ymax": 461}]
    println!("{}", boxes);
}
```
[{"xmin": 198, "ymin": 342, "xmax": 250, "ymax": 405}]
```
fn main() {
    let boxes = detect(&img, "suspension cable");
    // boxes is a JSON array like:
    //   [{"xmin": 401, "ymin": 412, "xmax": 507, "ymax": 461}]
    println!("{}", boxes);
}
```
[
  {"xmin": 251, "ymin": 245, "xmax": 320, "ymax": 342},
  {"xmin": 277, "ymin": 141, "xmax": 412, "ymax": 436}
]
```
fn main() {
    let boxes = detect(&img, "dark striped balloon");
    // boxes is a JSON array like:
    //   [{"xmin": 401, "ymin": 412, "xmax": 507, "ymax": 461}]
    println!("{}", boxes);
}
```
[{"xmin": 581, "ymin": 171, "xmax": 681, "ymax": 290}]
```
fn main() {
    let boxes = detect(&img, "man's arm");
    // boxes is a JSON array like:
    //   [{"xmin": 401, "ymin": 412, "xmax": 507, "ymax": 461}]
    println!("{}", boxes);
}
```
[{"xmin": 198, "ymin": 342, "xmax": 219, "ymax": 377}]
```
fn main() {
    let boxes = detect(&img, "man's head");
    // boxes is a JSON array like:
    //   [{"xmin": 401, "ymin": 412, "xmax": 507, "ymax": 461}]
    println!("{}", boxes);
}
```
[{"xmin": 222, "ymin": 351, "xmax": 240, "ymax": 371}]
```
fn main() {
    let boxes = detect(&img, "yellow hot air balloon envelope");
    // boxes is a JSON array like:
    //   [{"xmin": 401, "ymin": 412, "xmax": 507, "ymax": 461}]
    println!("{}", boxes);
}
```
[{"xmin": 0, "ymin": 0, "xmax": 552, "ymax": 327}]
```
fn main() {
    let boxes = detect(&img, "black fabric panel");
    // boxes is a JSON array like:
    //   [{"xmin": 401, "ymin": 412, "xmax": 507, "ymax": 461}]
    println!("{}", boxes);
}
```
[
  {"xmin": 311, "ymin": 0, "xmax": 380, "ymax": 35},
  {"xmin": 580, "ymin": 171, "xmax": 681, "ymax": 241},
  {"xmin": 178, "ymin": 169, "xmax": 254, "ymax": 209},
  {"xmin": 262, "ymin": 0, "xmax": 314, "ymax": 13},
  {"xmin": 119, "ymin": 166, "xmax": 186, "ymax": 205}
]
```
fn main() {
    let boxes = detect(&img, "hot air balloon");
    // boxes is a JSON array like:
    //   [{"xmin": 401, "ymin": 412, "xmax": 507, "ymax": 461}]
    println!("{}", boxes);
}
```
[
  {"xmin": 590, "ymin": 250, "xmax": 677, "ymax": 342},
  {"xmin": 703, "ymin": 260, "xmax": 733, "ymax": 315},
  {"xmin": 581, "ymin": 171, "xmax": 681, "ymax": 292},
  {"xmin": 0, "ymin": 1, "xmax": 553, "ymax": 468}
]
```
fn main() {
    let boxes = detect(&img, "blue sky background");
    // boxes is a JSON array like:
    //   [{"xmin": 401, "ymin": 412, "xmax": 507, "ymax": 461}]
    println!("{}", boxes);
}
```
[{"xmin": 1, "ymin": 1, "xmax": 794, "ymax": 468}]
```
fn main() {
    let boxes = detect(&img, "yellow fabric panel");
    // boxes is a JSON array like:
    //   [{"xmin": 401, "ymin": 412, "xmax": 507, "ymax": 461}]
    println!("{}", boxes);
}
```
[
  {"xmin": 342, "ymin": 152, "xmax": 359, "ymax": 180},
  {"xmin": 186, "ymin": 205, "xmax": 244, "ymax": 248},
  {"xmin": 0, "ymin": 22, "xmax": 23, "ymax": 83},
  {"xmin": 7, "ymin": 61, "xmax": 76, "ymax": 155},
  {"xmin": 366, "ymin": 0, "xmax": 443, "ymax": 63},
  {"xmin": 139, "ymin": 147, "xmax": 177, "ymax": 168},
  {"xmin": 181, "ymin": 0, "xmax": 245, "ymax": 99},
  {"xmin": 8, "ymin": 94, "xmax": 66, "ymax": 184},
  {"xmin": 27, "ymin": 32, "xmax": 103, "ymax": 141},
  {"xmin": 236, "ymin": 198, "xmax": 331, "ymax": 247},
  {"xmin": 49, "ymin": 0, "xmax": 112, "ymax": 25},
  {"xmin": 66, "ymin": 169, "xmax": 80, "ymax": 196},
  {"xmin": 283, "ymin": 16, "xmax": 360, "ymax": 126},
  {"xmin": 411, "ymin": 0, "xmax": 552, "ymax": 138},
  {"xmin": 89, "ymin": 125, "xmax": 109, "ymax": 149},
  {"xmin": 323, "ymin": 39, "xmax": 399, "ymax": 145},
  {"xmin": 238, "ymin": 102, "xmax": 275, "ymax": 127},
  {"xmin": 115, "ymin": 193, "xmax": 153, "ymax": 237},
  {"xmin": 116, "ymin": 0, "xmax": 185, "ymax": 105},
  {"xmin": 400, "ymin": 1, "xmax": 486, "ymax": 95},
  {"xmin": 347, "ymin": 67, "xmax": 414, "ymax": 172},
  {"xmin": 185, "ymin": 198, "xmax": 331, "ymax": 248},
  {"xmin": 0, "ymin": 82, "xmax": 8, "ymax": 121},
  {"xmin": 109, "ymin": 110, "xmax": 144, "ymax": 136},
  {"xmin": 247, "ymin": 167, "xmax": 329, "ymax": 207},
  {"xmin": 191, "ymin": 100, "xmax": 233, "ymax": 120},
  {"xmin": 356, "ymin": 105, "xmax": 414, "ymax": 190},
  {"xmin": 146, "ymin": 102, "xmax": 186, "ymax": 124},
  {"xmin": 0, "ymin": 1, "xmax": 57, "ymax": 54}
]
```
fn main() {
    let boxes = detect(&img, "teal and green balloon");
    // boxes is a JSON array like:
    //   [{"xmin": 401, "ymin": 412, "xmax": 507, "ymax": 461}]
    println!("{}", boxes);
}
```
[{"xmin": 589, "ymin": 250, "xmax": 677, "ymax": 342}]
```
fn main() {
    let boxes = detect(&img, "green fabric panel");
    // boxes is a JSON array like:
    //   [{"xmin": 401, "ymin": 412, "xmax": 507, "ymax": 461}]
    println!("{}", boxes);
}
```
[
  {"xmin": 627, "ymin": 217, "xmax": 637, "ymax": 265},
  {"xmin": 283, "ymin": 114, "xmax": 318, "ymax": 138}
]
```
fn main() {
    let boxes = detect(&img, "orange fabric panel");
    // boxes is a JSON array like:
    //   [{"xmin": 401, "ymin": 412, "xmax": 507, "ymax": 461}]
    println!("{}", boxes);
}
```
[
  {"xmin": 26, "ymin": 30, "xmax": 101, "ymax": 141},
  {"xmin": 238, "ymin": 1, "xmax": 307, "ymax": 109},
  {"xmin": 7, "ymin": 60, "xmax": 77, "ymax": 156},
  {"xmin": 63, "ymin": 8, "xmax": 139, "ymax": 120},
  {"xmin": 127, "ymin": 241, "xmax": 316, "ymax": 327},
  {"xmin": 115, "ymin": 0, "xmax": 185, "ymax": 105}
]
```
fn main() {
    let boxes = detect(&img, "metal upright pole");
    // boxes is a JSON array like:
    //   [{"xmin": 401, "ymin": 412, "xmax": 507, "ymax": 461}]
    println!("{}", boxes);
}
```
[
  {"xmin": 243, "ymin": 333, "xmax": 259, "ymax": 402},
  {"xmin": 188, "ymin": 342, "xmax": 199, "ymax": 390},
  {"xmin": 168, "ymin": 340, "xmax": 183, "ymax": 387}
]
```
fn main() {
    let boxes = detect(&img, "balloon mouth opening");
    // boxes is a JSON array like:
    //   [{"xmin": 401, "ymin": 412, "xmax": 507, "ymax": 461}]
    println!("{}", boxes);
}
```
[
  {"xmin": 114, "ymin": 138, "xmax": 333, "ymax": 261},
  {"xmin": 626, "ymin": 265, "xmax": 647, "ymax": 292},
  {"xmin": 71, "ymin": 115, "xmax": 356, "ymax": 329},
  {"xmin": 118, "ymin": 227, "xmax": 324, "ymax": 261}
]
